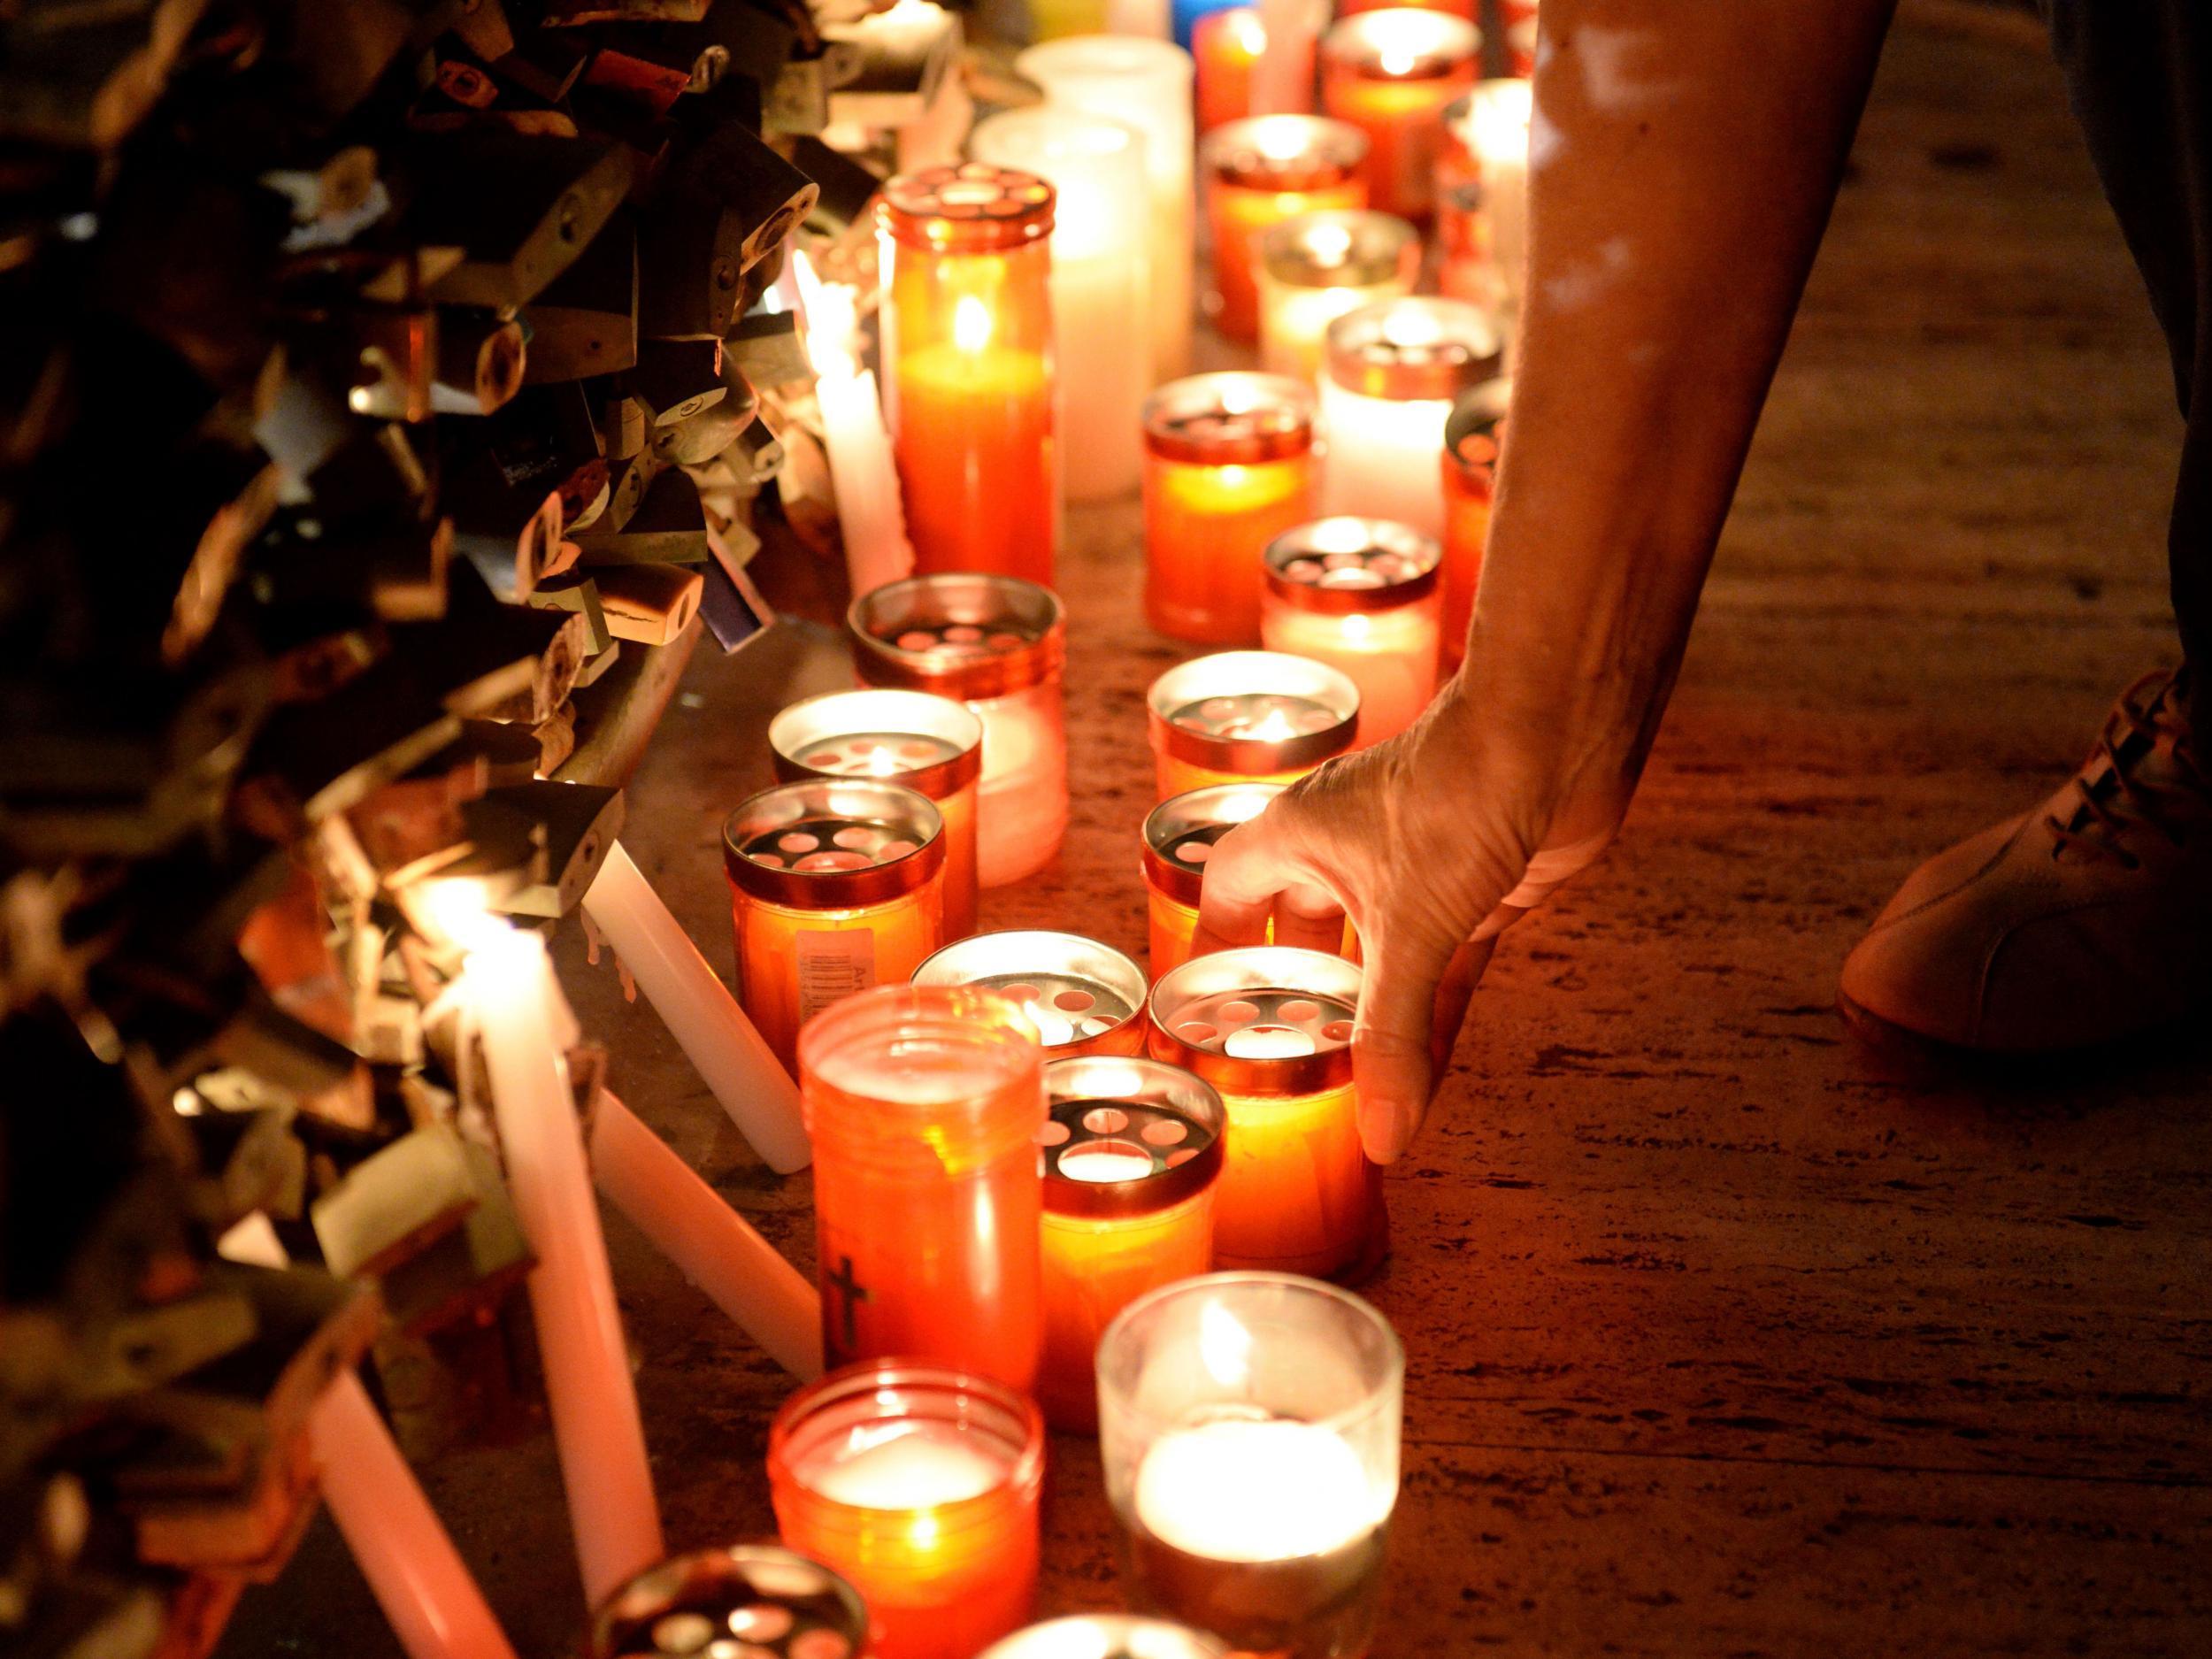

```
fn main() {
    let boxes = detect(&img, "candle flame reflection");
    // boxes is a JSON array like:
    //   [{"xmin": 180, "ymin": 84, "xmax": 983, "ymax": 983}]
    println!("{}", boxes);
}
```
[
  {"xmin": 1199, "ymin": 1299, "xmax": 1253, "ymax": 1389},
  {"xmin": 954, "ymin": 295, "xmax": 995, "ymax": 353}
]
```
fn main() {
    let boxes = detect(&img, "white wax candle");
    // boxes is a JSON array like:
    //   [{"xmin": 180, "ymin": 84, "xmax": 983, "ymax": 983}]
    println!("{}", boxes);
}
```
[
  {"xmin": 1261, "ymin": 599, "xmax": 1440, "ymax": 745},
  {"xmin": 580, "ymin": 841, "xmax": 812, "ymax": 1175},
  {"xmin": 591, "ymin": 1091, "xmax": 823, "ymax": 1379},
  {"xmin": 1133, "ymin": 1417, "xmax": 1379, "ymax": 1562},
  {"xmin": 1465, "ymin": 79, "xmax": 1532, "ymax": 314},
  {"xmin": 971, "ymin": 684, "xmax": 1068, "ymax": 887},
  {"xmin": 471, "ymin": 924, "xmax": 664, "ymax": 1606},
  {"xmin": 972, "ymin": 107, "xmax": 1152, "ymax": 502},
  {"xmin": 804, "ymin": 1422, "xmax": 1009, "ymax": 1509},
  {"xmin": 1317, "ymin": 377, "xmax": 1453, "ymax": 538},
  {"xmin": 1018, "ymin": 35, "xmax": 1195, "ymax": 384},
  {"xmin": 796, "ymin": 254, "xmax": 916, "ymax": 596}
]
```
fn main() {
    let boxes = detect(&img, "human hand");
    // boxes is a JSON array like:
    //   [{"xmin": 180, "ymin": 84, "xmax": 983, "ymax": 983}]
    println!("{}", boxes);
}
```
[{"xmin": 1193, "ymin": 685, "xmax": 1622, "ymax": 1163}]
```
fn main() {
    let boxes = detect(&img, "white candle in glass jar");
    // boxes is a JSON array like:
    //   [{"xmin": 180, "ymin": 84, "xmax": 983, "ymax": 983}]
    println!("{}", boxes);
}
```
[
  {"xmin": 1256, "ymin": 209, "xmax": 1419, "ymax": 384},
  {"xmin": 1318, "ymin": 295, "xmax": 1502, "ymax": 539},
  {"xmin": 1260, "ymin": 516, "xmax": 1441, "ymax": 745},
  {"xmin": 1463, "ymin": 78, "xmax": 1532, "ymax": 315},
  {"xmin": 1018, "ymin": 35, "xmax": 1195, "ymax": 384},
  {"xmin": 1133, "ymin": 1416, "xmax": 1379, "ymax": 1563},
  {"xmin": 972, "ymin": 106, "xmax": 1151, "ymax": 502}
]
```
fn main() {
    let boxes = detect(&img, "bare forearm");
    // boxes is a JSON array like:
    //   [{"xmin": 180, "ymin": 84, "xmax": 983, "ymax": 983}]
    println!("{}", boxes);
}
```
[{"xmin": 1463, "ymin": 0, "xmax": 1895, "ymax": 819}]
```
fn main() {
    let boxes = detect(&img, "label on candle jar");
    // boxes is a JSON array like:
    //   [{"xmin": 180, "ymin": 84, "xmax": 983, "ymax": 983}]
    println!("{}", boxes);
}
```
[{"xmin": 797, "ymin": 930, "xmax": 879, "ymax": 1024}]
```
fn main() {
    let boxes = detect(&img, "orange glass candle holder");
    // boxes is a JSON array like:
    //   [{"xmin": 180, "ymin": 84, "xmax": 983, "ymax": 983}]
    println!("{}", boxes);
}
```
[
  {"xmin": 770, "ymin": 688, "xmax": 986, "ymax": 942},
  {"xmin": 1255, "ymin": 209, "xmax": 1420, "ymax": 383},
  {"xmin": 1202, "ymin": 116, "xmax": 1368, "ymax": 343},
  {"xmin": 586, "ymin": 1546, "xmax": 869, "ymax": 1659},
  {"xmin": 723, "ymin": 780, "xmax": 948, "ymax": 1072},
  {"xmin": 982, "ymin": 1617, "xmax": 1228, "ymax": 1659},
  {"xmin": 1434, "ymin": 91, "xmax": 1499, "ymax": 307},
  {"xmin": 1146, "ymin": 650, "xmax": 1360, "ymax": 800},
  {"xmin": 1142, "ymin": 372, "xmax": 1317, "ymax": 646},
  {"xmin": 878, "ymin": 164, "xmax": 1058, "ymax": 586},
  {"xmin": 849, "ymin": 574, "xmax": 1069, "ymax": 887},
  {"xmin": 1260, "ymin": 517, "xmax": 1442, "ymax": 747},
  {"xmin": 768, "ymin": 1360, "xmax": 1047, "ymax": 1659},
  {"xmin": 1146, "ymin": 948, "xmax": 1372, "ymax": 1277},
  {"xmin": 1033, "ymin": 1055, "xmax": 1225, "ymax": 1430},
  {"xmin": 1141, "ymin": 781, "xmax": 1285, "ymax": 979},
  {"xmin": 1440, "ymin": 377, "xmax": 1508, "ymax": 673},
  {"xmin": 1318, "ymin": 9, "xmax": 1479, "ymax": 224},
  {"xmin": 800, "ymin": 985, "xmax": 1046, "ymax": 1388},
  {"xmin": 913, "ymin": 929, "xmax": 1147, "ymax": 1057},
  {"xmin": 1192, "ymin": 5, "xmax": 1263, "ymax": 135}
]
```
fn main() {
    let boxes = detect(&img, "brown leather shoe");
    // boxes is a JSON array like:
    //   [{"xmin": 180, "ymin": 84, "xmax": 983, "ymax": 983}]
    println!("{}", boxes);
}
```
[{"xmin": 1839, "ymin": 669, "xmax": 2212, "ymax": 1052}]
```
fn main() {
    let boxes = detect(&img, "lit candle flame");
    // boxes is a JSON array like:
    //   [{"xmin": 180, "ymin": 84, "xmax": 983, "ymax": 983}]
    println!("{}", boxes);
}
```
[
  {"xmin": 792, "ymin": 250, "xmax": 861, "ymax": 381},
  {"xmin": 1379, "ymin": 43, "xmax": 1418, "ymax": 75},
  {"xmin": 1228, "ymin": 9, "xmax": 1268, "ymax": 56},
  {"xmin": 1305, "ymin": 221, "xmax": 1354, "ymax": 266},
  {"xmin": 953, "ymin": 295, "xmax": 994, "ymax": 354},
  {"xmin": 1242, "ymin": 707, "xmax": 1298, "ymax": 742}
]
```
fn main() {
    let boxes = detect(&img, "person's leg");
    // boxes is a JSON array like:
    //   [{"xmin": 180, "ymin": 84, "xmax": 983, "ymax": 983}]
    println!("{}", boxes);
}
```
[{"xmin": 1839, "ymin": 4, "xmax": 2212, "ymax": 1052}]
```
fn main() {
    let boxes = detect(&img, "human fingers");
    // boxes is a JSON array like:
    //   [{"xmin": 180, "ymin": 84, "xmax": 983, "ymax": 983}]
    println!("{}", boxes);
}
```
[
  {"xmin": 1192, "ymin": 809, "xmax": 1322, "ymax": 955},
  {"xmin": 1351, "ymin": 923, "xmax": 1460, "ymax": 1164}
]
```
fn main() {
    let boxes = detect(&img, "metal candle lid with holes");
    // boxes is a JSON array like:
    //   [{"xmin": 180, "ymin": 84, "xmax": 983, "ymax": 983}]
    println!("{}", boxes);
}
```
[
  {"xmin": 1147, "ymin": 947, "xmax": 1361, "ymax": 1096},
  {"xmin": 1445, "ymin": 377, "xmax": 1512, "ymax": 480},
  {"xmin": 979, "ymin": 1614, "xmax": 1231, "ymax": 1659},
  {"xmin": 721, "ymin": 779, "xmax": 943, "ymax": 908},
  {"xmin": 769, "ymin": 688, "xmax": 984, "ymax": 802},
  {"xmin": 587, "ymin": 1544, "xmax": 869, "ymax": 1659},
  {"xmin": 912, "ymin": 931, "xmax": 1148, "ymax": 1055},
  {"xmin": 1203, "ymin": 115, "xmax": 1369, "ymax": 193},
  {"xmin": 1325, "ymin": 296, "xmax": 1502, "ymax": 403},
  {"xmin": 849, "ymin": 574, "xmax": 1067, "ymax": 702},
  {"xmin": 877, "ymin": 162, "xmax": 1056, "ymax": 253},
  {"xmin": 1148, "ymin": 651, "xmax": 1361, "ymax": 772},
  {"xmin": 1040, "ymin": 1056, "xmax": 1226, "ymax": 1220},
  {"xmin": 1264, "ymin": 518, "xmax": 1440, "ymax": 614},
  {"xmin": 1142, "ymin": 373, "xmax": 1316, "ymax": 467},
  {"xmin": 1143, "ymin": 782, "xmax": 1286, "ymax": 908},
  {"xmin": 1320, "ymin": 8, "xmax": 1481, "ymax": 79},
  {"xmin": 1260, "ymin": 210, "xmax": 1421, "ymax": 292}
]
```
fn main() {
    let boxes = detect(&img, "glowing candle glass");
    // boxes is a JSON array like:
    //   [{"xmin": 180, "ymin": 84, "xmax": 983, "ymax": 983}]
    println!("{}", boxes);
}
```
[
  {"xmin": 586, "ymin": 1546, "xmax": 869, "ymax": 1659},
  {"xmin": 769, "ymin": 1361, "xmax": 1047, "ymax": 1659},
  {"xmin": 723, "ymin": 780, "xmax": 947, "ymax": 1072},
  {"xmin": 1319, "ymin": 295, "xmax": 1502, "ymax": 539},
  {"xmin": 1142, "ymin": 373, "xmax": 1317, "ymax": 645},
  {"xmin": 1096, "ymin": 1273, "xmax": 1402, "ymax": 1659},
  {"xmin": 981, "ymin": 1616, "xmax": 1228, "ymax": 1659},
  {"xmin": 1018, "ymin": 35, "xmax": 1196, "ymax": 382},
  {"xmin": 799, "ymin": 984, "xmax": 1047, "ymax": 1388},
  {"xmin": 1255, "ymin": 209, "xmax": 1419, "ymax": 383},
  {"xmin": 849, "ymin": 574, "xmax": 1069, "ymax": 887},
  {"xmin": 1192, "ymin": 7, "xmax": 1263, "ymax": 136},
  {"xmin": 914, "ymin": 930, "xmax": 1148, "ymax": 1057},
  {"xmin": 1440, "ymin": 377, "xmax": 1508, "ymax": 673},
  {"xmin": 1202, "ymin": 116, "xmax": 1367, "ymax": 342},
  {"xmin": 878, "ymin": 164, "xmax": 1059, "ymax": 585},
  {"xmin": 1432, "ymin": 92, "xmax": 1497, "ymax": 308},
  {"xmin": 972, "ymin": 106, "xmax": 1151, "ymax": 503},
  {"xmin": 1461, "ymin": 77, "xmax": 1532, "ymax": 318},
  {"xmin": 1260, "ymin": 517, "xmax": 1441, "ymax": 746},
  {"xmin": 1502, "ymin": 0, "xmax": 1539, "ymax": 75},
  {"xmin": 1033, "ymin": 1055, "xmax": 1225, "ymax": 1430},
  {"xmin": 1141, "ymin": 781, "xmax": 1283, "ymax": 978},
  {"xmin": 1147, "ymin": 650, "xmax": 1360, "ymax": 800},
  {"xmin": 1146, "ymin": 948, "xmax": 1370, "ymax": 1275},
  {"xmin": 1318, "ymin": 9, "xmax": 1478, "ymax": 223},
  {"xmin": 770, "ymin": 688, "xmax": 986, "ymax": 941}
]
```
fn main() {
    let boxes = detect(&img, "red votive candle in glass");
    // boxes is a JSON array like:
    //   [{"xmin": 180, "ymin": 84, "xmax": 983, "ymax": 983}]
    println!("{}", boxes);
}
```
[
  {"xmin": 1033, "ymin": 1055, "xmax": 1225, "ymax": 1430},
  {"xmin": 1141, "ymin": 781, "xmax": 1285, "ymax": 979},
  {"xmin": 913, "ymin": 929, "xmax": 1148, "ymax": 1057},
  {"xmin": 1260, "ymin": 517, "xmax": 1442, "ymax": 747},
  {"xmin": 1434, "ymin": 91, "xmax": 1499, "ymax": 307},
  {"xmin": 1256, "ymin": 209, "xmax": 1422, "ymax": 383},
  {"xmin": 723, "ymin": 780, "xmax": 948, "ymax": 1072},
  {"xmin": 1318, "ymin": 9, "xmax": 1479, "ymax": 223},
  {"xmin": 1440, "ymin": 377, "xmax": 1509, "ymax": 673},
  {"xmin": 769, "ymin": 1360, "xmax": 1046, "ymax": 1659},
  {"xmin": 878, "ymin": 164, "xmax": 1059, "ymax": 586},
  {"xmin": 1146, "ymin": 947, "xmax": 1373, "ymax": 1277},
  {"xmin": 1192, "ymin": 5, "xmax": 1264, "ymax": 135},
  {"xmin": 1146, "ymin": 650, "xmax": 1360, "ymax": 800},
  {"xmin": 1143, "ymin": 372, "xmax": 1317, "ymax": 646},
  {"xmin": 770, "ymin": 688, "xmax": 987, "ymax": 941},
  {"xmin": 800, "ymin": 984, "xmax": 1047, "ymax": 1388},
  {"xmin": 1202, "ymin": 115, "xmax": 1368, "ymax": 342},
  {"xmin": 586, "ymin": 1546, "xmax": 869, "ymax": 1659},
  {"xmin": 849, "ymin": 574, "xmax": 1069, "ymax": 887}
]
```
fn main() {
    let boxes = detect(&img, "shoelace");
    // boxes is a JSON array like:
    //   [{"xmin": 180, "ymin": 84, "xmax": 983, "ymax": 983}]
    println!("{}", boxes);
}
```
[{"xmin": 2045, "ymin": 669, "xmax": 2208, "ymax": 869}]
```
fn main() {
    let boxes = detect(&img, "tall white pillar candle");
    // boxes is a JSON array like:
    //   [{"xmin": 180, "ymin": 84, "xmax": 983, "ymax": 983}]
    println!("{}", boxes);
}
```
[
  {"xmin": 794, "ymin": 253, "xmax": 915, "ymax": 596},
  {"xmin": 591, "ymin": 1091, "xmax": 823, "ymax": 1380},
  {"xmin": 580, "ymin": 841, "xmax": 812, "ymax": 1175},
  {"xmin": 1018, "ymin": 35, "xmax": 1195, "ymax": 384},
  {"xmin": 971, "ymin": 107, "xmax": 1152, "ymax": 502},
  {"xmin": 470, "ymin": 923, "xmax": 664, "ymax": 1606},
  {"xmin": 1318, "ymin": 296, "xmax": 1502, "ymax": 540}
]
